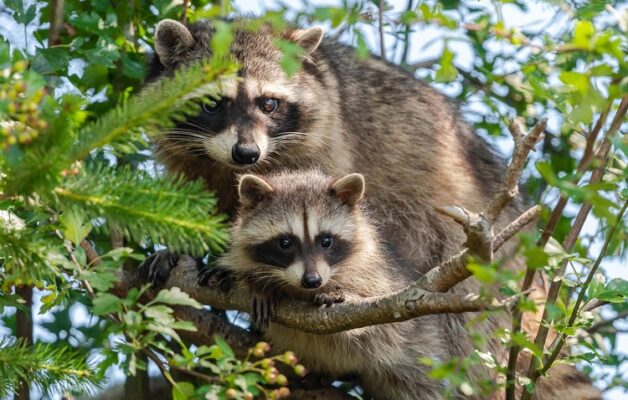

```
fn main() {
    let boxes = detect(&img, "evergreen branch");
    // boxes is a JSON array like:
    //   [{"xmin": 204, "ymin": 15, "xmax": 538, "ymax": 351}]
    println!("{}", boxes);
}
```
[
  {"xmin": 53, "ymin": 164, "xmax": 229, "ymax": 254},
  {"xmin": 70, "ymin": 62, "xmax": 236, "ymax": 161},
  {"xmin": 0, "ymin": 226, "xmax": 63, "ymax": 284},
  {"xmin": 0, "ymin": 338, "xmax": 101, "ymax": 398}
]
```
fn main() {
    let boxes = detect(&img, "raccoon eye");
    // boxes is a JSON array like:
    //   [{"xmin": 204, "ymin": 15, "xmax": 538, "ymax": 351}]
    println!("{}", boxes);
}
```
[
  {"xmin": 202, "ymin": 99, "xmax": 223, "ymax": 113},
  {"xmin": 320, "ymin": 235, "xmax": 334, "ymax": 248},
  {"xmin": 278, "ymin": 237, "xmax": 293, "ymax": 250},
  {"xmin": 260, "ymin": 98, "xmax": 279, "ymax": 114}
]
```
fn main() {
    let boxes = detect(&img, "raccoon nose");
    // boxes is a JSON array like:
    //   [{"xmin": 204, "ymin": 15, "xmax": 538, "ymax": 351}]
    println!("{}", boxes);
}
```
[
  {"xmin": 232, "ymin": 144, "xmax": 260, "ymax": 165},
  {"xmin": 301, "ymin": 273, "xmax": 322, "ymax": 289}
]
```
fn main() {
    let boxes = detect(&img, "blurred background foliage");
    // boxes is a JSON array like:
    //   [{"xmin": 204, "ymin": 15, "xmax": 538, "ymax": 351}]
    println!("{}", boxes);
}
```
[{"xmin": 0, "ymin": 0, "xmax": 626, "ymax": 399}]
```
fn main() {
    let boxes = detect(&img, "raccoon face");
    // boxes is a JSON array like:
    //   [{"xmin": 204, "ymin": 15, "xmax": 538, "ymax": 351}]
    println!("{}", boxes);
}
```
[
  {"xmin": 229, "ymin": 172, "xmax": 365, "ymax": 292},
  {"xmin": 151, "ymin": 19, "xmax": 325, "ymax": 169}
]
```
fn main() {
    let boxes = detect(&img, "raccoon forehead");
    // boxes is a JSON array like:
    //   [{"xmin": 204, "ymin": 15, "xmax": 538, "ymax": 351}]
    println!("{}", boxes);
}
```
[
  {"xmin": 237, "ymin": 207, "xmax": 356, "ymax": 244},
  {"xmin": 216, "ymin": 77, "xmax": 300, "ymax": 102}
]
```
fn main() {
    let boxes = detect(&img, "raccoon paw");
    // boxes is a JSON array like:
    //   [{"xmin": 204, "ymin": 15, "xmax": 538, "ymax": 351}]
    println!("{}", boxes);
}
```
[
  {"xmin": 138, "ymin": 250, "xmax": 180, "ymax": 288},
  {"xmin": 251, "ymin": 295, "xmax": 278, "ymax": 330},
  {"xmin": 197, "ymin": 266, "xmax": 235, "ymax": 291},
  {"xmin": 313, "ymin": 292, "xmax": 345, "ymax": 307}
]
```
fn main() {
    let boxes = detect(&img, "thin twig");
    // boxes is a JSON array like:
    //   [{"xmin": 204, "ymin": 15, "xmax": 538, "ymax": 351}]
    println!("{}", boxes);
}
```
[
  {"xmin": 378, "ymin": 0, "xmax": 386, "ymax": 60},
  {"xmin": 47, "ymin": 0, "xmax": 64, "ymax": 46},
  {"xmin": 587, "ymin": 310, "xmax": 628, "ymax": 334},
  {"xmin": 486, "ymin": 118, "xmax": 546, "ymax": 223},
  {"xmin": 520, "ymin": 97, "xmax": 627, "ymax": 400},
  {"xmin": 541, "ymin": 199, "xmax": 627, "ymax": 375},
  {"xmin": 399, "ymin": 0, "xmax": 414, "ymax": 65},
  {"xmin": 180, "ymin": 0, "xmax": 189, "ymax": 24},
  {"xmin": 506, "ymin": 97, "xmax": 626, "ymax": 400}
]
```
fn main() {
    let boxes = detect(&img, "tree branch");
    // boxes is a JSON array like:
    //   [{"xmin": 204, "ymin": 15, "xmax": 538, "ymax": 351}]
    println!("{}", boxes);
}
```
[
  {"xmin": 519, "ymin": 96, "xmax": 628, "ymax": 400},
  {"xmin": 47, "ymin": 0, "xmax": 64, "ymax": 46},
  {"xmin": 378, "ymin": 0, "xmax": 386, "ymax": 60},
  {"xmin": 540, "ymin": 199, "xmax": 627, "ymax": 376},
  {"xmin": 162, "ymin": 256, "xmax": 487, "ymax": 334},
  {"xmin": 505, "ymin": 97, "xmax": 623, "ymax": 400}
]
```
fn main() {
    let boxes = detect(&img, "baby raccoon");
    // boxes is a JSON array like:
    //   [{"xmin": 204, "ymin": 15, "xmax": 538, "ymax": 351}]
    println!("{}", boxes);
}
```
[{"xmin": 205, "ymin": 169, "xmax": 448, "ymax": 399}]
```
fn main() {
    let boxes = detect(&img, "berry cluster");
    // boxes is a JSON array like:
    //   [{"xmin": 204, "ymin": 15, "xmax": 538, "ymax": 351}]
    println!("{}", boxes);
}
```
[{"xmin": 0, "ymin": 60, "xmax": 48, "ymax": 148}]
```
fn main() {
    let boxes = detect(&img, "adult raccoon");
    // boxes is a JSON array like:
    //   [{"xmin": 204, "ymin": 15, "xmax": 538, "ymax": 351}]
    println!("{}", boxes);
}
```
[{"xmin": 143, "ymin": 18, "xmax": 600, "ymax": 399}]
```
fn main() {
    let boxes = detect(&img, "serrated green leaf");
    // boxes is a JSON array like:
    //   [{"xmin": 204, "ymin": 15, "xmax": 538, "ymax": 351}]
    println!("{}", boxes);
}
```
[
  {"xmin": 59, "ymin": 211, "xmax": 92, "ymax": 246},
  {"xmin": 153, "ymin": 287, "xmax": 202, "ymax": 309},
  {"xmin": 91, "ymin": 293, "xmax": 122, "ymax": 315},
  {"xmin": 595, "ymin": 278, "xmax": 628, "ymax": 303},
  {"xmin": 172, "ymin": 381, "xmax": 195, "ymax": 400}
]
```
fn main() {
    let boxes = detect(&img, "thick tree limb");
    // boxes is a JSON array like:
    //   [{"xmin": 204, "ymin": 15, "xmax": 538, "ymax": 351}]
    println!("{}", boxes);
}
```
[{"xmin": 163, "ymin": 255, "xmax": 488, "ymax": 334}]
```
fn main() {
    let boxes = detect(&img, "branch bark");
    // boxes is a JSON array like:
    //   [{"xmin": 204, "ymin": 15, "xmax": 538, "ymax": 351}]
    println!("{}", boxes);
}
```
[
  {"xmin": 378, "ymin": 0, "xmax": 386, "ymax": 60},
  {"xmin": 15, "ymin": 285, "xmax": 32, "ymax": 400},
  {"xmin": 47, "ymin": 0, "xmax": 64, "ymax": 46}
]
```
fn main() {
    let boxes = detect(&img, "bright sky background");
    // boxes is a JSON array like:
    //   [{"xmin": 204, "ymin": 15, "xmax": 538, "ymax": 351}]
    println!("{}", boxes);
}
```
[{"xmin": 0, "ymin": 0, "xmax": 625, "ymax": 398}]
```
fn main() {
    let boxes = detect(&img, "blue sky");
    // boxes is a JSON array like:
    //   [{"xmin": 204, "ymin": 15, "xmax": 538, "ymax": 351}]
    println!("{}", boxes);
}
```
[{"xmin": 0, "ymin": 0, "xmax": 626, "ymax": 398}]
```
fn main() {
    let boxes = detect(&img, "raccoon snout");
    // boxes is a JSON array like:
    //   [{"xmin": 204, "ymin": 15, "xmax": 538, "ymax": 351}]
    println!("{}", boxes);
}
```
[
  {"xmin": 301, "ymin": 273, "xmax": 322, "ymax": 289},
  {"xmin": 232, "ymin": 143, "xmax": 260, "ymax": 165}
]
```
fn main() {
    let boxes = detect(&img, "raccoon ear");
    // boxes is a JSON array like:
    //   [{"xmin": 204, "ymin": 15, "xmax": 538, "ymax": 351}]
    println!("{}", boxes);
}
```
[
  {"xmin": 291, "ymin": 26, "xmax": 324, "ymax": 54},
  {"xmin": 154, "ymin": 19, "xmax": 195, "ymax": 66},
  {"xmin": 330, "ymin": 173, "xmax": 365, "ymax": 207},
  {"xmin": 239, "ymin": 175, "xmax": 274, "ymax": 208}
]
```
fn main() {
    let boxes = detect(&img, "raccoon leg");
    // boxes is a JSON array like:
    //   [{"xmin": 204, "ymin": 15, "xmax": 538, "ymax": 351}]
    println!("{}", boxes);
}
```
[
  {"xmin": 138, "ymin": 250, "xmax": 181, "ymax": 287},
  {"xmin": 251, "ymin": 294, "xmax": 278, "ymax": 330},
  {"xmin": 313, "ymin": 292, "xmax": 345, "ymax": 307},
  {"xmin": 197, "ymin": 266, "xmax": 236, "ymax": 291}
]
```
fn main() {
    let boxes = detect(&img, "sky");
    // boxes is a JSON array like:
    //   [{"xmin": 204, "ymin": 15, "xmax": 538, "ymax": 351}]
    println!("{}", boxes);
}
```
[{"xmin": 0, "ymin": 0, "xmax": 626, "ymax": 398}]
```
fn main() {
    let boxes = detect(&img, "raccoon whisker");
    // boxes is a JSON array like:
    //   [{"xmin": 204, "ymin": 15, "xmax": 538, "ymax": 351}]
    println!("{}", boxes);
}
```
[
  {"xmin": 153, "ymin": 146, "xmax": 208, "ymax": 164},
  {"xmin": 163, "ymin": 130, "xmax": 210, "ymax": 142},
  {"xmin": 155, "ymin": 142, "xmax": 206, "ymax": 155},
  {"xmin": 174, "ymin": 121, "xmax": 218, "ymax": 135}
]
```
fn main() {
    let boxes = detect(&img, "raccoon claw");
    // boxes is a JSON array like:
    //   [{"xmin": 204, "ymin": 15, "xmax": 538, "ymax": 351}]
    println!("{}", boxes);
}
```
[
  {"xmin": 138, "ymin": 250, "xmax": 180, "ymax": 288},
  {"xmin": 251, "ymin": 295, "xmax": 278, "ymax": 330},
  {"xmin": 198, "ymin": 266, "xmax": 235, "ymax": 291},
  {"xmin": 313, "ymin": 292, "xmax": 345, "ymax": 307}
]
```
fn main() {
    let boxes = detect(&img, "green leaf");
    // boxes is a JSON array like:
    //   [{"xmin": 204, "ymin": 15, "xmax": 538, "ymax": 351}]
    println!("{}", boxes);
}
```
[
  {"xmin": 595, "ymin": 278, "xmax": 628, "ymax": 303},
  {"xmin": 276, "ymin": 39, "xmax": 305, "ymax": 77},
  {"xmin": 153, "ymin": 287, "xmax": 202, "ymax": 309},
  {"xmin": 80, "ymin": 269, "xmax": 118, "ymax": 292},
  {"xmin": 536, "ymin": 161, "xmax": 558, "ymax": 186},
  {"xmin": 172, "ymin": 381, "xmax": 195, "ymax": 400},
  {"xmin": 467, "ymin": 261, "xmax": 496, "ymax": 284},
  {"xmin": 435, "ymin": 45, "xmax": 458, "ymax": 83},
  {"xmin": 144, "ymin": 304, "xmax": 175, "ymax": 325},
  {"xmin": 524, "ymin": 247, "xmax": 548, "ymax": 270},
  {"xmin": 214, "ymin": 335, "xmax": 234, "ymax": 359},
  {"xmin": 91, "ymin": 293, "xmax": 122, "ymax": 315},
  {"xmin": 59, "ymin": 211, "xmax": 92, "ymax": 247},
  {"xmin": 559, "ymin": 71, "xmax": 589, "ymax": 93},
  {"xmin": 511, "ymin": 332, "xmax": 543, "ymax": 359},
  {"xmin": 572, "ymin": 21, "xmax": 594, "ymax": 49}
]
